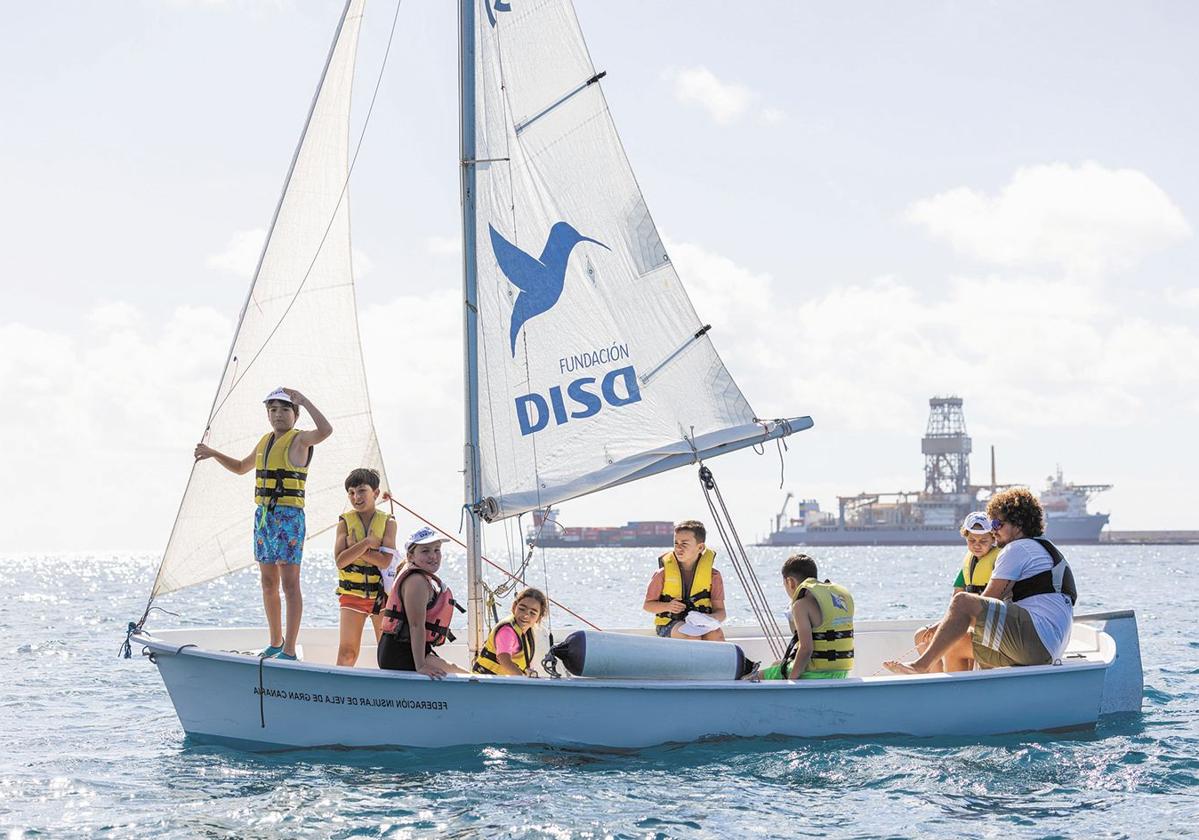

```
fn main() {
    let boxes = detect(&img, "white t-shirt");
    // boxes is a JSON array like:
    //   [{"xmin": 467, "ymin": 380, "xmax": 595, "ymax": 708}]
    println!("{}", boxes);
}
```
[{"xmin": 992, "ymin": 538, "xmax": 1074, "ymax": 659}]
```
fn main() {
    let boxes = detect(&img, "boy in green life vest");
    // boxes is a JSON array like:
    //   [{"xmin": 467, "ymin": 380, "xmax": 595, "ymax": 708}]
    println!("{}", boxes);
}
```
[
  {"xmin": 746, "ymin": 553, "xmax": 855, "ymax": 681},
  {"xmin": 333, "ymin": 467, "xmax": 397, "ymax": 667},
  {"xmin": 194, "ymin": 387, "xmax": 333, "ymax": 660}
]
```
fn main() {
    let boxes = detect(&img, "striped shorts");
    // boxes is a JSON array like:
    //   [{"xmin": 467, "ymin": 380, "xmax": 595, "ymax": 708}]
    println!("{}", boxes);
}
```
[{"xmin": 971, "ymin": 597, "xmax": 1052, "ymax": 668}]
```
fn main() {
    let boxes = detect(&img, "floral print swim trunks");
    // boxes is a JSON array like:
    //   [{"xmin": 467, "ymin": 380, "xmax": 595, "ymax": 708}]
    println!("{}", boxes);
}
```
[{"xmin": 253, "ymin": 505, "xmax": 306, "ymax": 565}]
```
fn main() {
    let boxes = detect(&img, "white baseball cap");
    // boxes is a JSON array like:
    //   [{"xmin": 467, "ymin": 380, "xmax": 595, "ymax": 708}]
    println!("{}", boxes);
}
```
[
  {"xmin": 404, "ymin": 526, "xmax": 447, "ymax": 552},
  {"xmin": 961, "ymin": 511, "xmax": 992, "ymax": 534},
  {"xmin": 263, "ymin": 387, "xmax": 294, "ymax": 406}
]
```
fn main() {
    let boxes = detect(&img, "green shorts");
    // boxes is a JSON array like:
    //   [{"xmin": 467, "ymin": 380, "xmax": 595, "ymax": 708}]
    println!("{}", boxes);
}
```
[
  {"xmin": 759, "ymin": 662, "xmax": 849, "ymax": 680},
  {"xmin": 971, "ymin": 596, "xmax": 1052, "ymax": 667}
]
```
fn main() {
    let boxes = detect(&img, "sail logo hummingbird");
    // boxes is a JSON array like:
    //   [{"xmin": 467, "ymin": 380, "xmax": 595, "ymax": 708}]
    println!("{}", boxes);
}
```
[
  {"xmin": 484, "ymin": 0, "xmax": 511, "ymax": 27},
  {"xmin": 489, "ymin": 222, "xmax": 608, "ymax": 357}
]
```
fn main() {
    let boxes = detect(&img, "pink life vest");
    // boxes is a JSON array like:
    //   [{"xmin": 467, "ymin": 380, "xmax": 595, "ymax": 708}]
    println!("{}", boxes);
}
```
[{"xmin": 379, "ymin": 566, "xmax": 462, "ymax": 646}]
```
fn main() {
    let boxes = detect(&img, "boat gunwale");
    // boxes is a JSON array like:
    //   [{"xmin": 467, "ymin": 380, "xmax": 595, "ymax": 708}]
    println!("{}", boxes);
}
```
[{"xmin": 132, "ymin": 626, "xmax": 1113, "ymax": 691}]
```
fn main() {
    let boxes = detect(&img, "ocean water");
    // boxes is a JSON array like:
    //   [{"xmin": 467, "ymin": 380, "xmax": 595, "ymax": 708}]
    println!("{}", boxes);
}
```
[{"xmin": 2, "ymin": 544, "xmax": 1196, "ymax": 838}]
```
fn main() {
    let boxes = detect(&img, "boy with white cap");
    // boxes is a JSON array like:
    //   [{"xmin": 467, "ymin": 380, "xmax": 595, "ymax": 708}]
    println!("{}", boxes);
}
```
[
  {"xmin": 194, "ymin": 387, "xmax": 333, "ymax": 659},
  {"xmin": 912, "ymin": 511, "xmax": 999, "ymax": 672}
]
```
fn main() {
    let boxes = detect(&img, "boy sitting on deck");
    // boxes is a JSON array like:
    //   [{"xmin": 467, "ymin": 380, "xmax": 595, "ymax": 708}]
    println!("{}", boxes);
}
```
[
  {"xmin": 641, "ymin": 520, "xmax": 727, "ymax": 641},
  {"xmin": 194, "ymin": 387, "xmax": 333, "ymax": 660},
  {"xmin": 333, "ymin": 468, "xmax": 397, "ymax": 667},
  {"xmin": 746, "ymin": 554, "xmax": 855, "ymax": 681}
]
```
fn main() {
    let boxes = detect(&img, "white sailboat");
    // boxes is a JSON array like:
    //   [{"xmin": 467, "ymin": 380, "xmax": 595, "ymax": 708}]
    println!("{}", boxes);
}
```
[{"xmin": 131, "ymin": 0, "xmax": 1143, "ymax": 750}]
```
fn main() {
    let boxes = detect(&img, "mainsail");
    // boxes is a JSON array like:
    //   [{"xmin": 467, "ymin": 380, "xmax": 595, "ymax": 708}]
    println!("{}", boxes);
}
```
[
  {"xmin": 150, "ymin": 0, "xmax": 384, "ymax": 598},
  {"xmin": 469, "ymin": 1, "xmax": 808, "ymax": 521}
]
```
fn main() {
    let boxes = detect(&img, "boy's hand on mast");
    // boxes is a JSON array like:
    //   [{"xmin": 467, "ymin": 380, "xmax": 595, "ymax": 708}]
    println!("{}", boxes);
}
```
[{"xmin": 194, "ymin": 443, "xmax": 215, "ymax": 461}]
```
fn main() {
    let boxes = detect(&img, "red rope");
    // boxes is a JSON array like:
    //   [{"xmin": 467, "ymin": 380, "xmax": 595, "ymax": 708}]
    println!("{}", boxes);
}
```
[{"xmin": 384, "ymin": 493, "xmax": 602, "ymax": 631}]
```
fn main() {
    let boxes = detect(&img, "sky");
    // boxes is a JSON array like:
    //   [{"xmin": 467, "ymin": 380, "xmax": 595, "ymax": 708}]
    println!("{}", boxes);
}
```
[{"xmin": 2, "ymin": 0, "xmax": 1197, "ymax": 553}]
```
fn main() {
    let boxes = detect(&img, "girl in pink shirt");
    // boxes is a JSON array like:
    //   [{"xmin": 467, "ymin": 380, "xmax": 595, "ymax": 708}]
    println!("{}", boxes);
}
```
[{"xmin": 472, "ymin": 588, "xmax": 548, "ymax": 676}]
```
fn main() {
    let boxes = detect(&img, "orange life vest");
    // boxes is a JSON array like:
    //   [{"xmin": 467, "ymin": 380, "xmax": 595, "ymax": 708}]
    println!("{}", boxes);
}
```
[{"xmin": 379, "ymin": 567, "xmax": 462, "ymax": 646}]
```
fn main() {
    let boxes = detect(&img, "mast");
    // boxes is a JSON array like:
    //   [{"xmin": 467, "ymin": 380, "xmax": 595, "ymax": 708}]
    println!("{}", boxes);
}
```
[{"xmin": 458, "ymin": 0, "xmax": 485, "ymax": 657}]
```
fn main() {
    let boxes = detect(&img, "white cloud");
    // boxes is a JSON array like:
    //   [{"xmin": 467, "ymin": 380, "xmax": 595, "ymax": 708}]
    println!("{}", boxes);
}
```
[
  {"xmin": 206, "ymin": 227, "xmax": 373, "ymax": 279},
  {"xmin": 427, "ymin": 235, "xmax": 460, "ymax": 256},
  {"xmin": 358, "ymin": 289, "xmax": 463, "ymax": 530},
  {"xmin": 666, "ymin": 66, "xmax": 753, "ymax": 125},
  {"xmin": 0, "ymin": 303, "xmax": 232, "ymax": 551},
  {"xmin": 668, "ymin": 239, "xmax": 1199, "ymax": 437},
  {"xmin": 906, "ymin": 162, "xmax": 1191, "ymax": 275},
  {"xmin": 207, "ymin": 228, "xmax": 266, "ymax": 277},
  {"xmin": 352, "ymin": 247, "xmax": 374, "ymax": 278},
  {"xmin": 86, "ymin": 301, "xmax": 143, "ymax": 330},
  {"xmin": 1166, "ymin": 286, "xmax": 1199, "ymax": 308},
  {"xmin": 760, "ymin": 107, "xmax": 786, "ymax": 125}
]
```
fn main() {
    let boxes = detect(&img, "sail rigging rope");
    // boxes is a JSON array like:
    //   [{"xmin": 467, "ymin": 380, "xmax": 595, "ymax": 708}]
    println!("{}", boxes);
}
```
[
  {"xmin": 696, "ymin": 464, "xmax": 789, "ymax": 662},
  {"xmin": 385, "ymin": 494, "xmax": 602, "ymax": 631}
]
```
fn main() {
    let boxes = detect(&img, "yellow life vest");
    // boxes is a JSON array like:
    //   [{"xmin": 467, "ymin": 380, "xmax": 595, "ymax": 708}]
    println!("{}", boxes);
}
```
[
  {"xmin": 654, "ymin": 548, "xmax": 716, "ymax": 627},
  {"xmin": 960, "ymin": 546, "xmax": 999, "ymax": 594},
  {"xmin": 472, "ymin": 618, "xmax": 536, "ymax": 675},
  {"xmin": 783, "ymin": 578, "xmax": 854, "ymax": 676},
  {"xmin": 253, "ymin": 428, "xmax": 311, "ymax": 509},
  {"xmin": 336, "ymin": 510, "xmax": 392, "ymax": 599}
]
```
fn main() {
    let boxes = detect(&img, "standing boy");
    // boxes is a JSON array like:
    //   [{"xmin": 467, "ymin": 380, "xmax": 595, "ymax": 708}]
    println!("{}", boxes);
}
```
[
  {"xmin": 641, "ymin": 520, "xmax": 727, "ymax": 641},
  {"xmin": 334, "ymin": 468, "xmax": 397, "ymax": 666},
  {"xmin": 194, "ymin": 387, "xmax": 333, "ymax": 659}
]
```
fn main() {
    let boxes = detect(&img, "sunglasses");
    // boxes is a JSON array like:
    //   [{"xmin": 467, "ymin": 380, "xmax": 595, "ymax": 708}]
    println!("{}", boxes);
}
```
[{"xmin": 990, "ymin": 518, "xmax": 1005, "ymax": 530}]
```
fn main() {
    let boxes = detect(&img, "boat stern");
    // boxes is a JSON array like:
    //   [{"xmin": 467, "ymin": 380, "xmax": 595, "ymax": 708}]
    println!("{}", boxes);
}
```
[{"xmin": 1074, "ymin": 610, "xmax": 1143, "ymax": 716}]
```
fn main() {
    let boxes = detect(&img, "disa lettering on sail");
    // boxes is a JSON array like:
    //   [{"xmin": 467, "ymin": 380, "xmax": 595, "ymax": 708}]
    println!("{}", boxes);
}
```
[{"xmin": 514, "ymin": 365, "xmax": 642, "ymax": 436}]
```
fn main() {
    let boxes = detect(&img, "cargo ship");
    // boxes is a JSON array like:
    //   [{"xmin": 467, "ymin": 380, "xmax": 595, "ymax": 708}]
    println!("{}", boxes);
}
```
[
  {"xmin": 526, "ymin": 508, "xmax": 675, "ymax": 548},
  {"xmin": 763, "ymin": 397, "xmax": 1112, "ymax": 546}
]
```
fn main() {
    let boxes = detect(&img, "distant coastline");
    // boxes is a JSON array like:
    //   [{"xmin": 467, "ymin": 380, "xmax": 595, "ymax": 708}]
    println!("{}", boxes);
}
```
[{"xmin": 1102, "ymin": 530, "xmax": 1199, "ymax": 544}]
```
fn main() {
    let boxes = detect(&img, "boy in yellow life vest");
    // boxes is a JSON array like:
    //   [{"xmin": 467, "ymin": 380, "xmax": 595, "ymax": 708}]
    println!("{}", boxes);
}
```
[
  {"xmin": 912, "ymin": 511, "xmax": 999, "ymax": 672},
  {"xmin": 747, "ymin": 554, "xmax": 854, "ymax": 681},
  {"xmin": 641, "ymin": 520, "xmax": 727, "ymax": 641},
  {"xmin": 194, "ymin": 387, "xmax": 333, "ymax": 660},
  {"xmin": 333, "ymin": 468, "xmax": 396, "ymax": 667}
]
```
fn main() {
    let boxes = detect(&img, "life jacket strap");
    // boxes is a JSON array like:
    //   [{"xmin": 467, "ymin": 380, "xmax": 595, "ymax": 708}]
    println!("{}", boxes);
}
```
[
  {"xmin": 811, "ymin": 629, "xmax": 853, "ymax": 642},
  {"xmin": 425, "ymin": 622, "xmax": 455, "ymax": 644},
  {"xmin": 255, "ymin": 468, "xmax": 308, "ymax": 482},
  {"xmin": 810, "ymin": 649, "xmax": 854, "ymax": 661}
]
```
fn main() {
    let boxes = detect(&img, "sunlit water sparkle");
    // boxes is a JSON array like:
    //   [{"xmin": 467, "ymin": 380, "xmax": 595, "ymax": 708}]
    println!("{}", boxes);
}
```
[{"xmin": 1, "ymin": 545, "xmax": 1196, "ymax": 837}]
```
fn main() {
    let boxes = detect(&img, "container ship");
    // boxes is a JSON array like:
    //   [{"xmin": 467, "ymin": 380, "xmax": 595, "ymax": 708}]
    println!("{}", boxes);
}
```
[
  {"xmin": 526, "ymin": 509, "xmax": 675, "ymax": 549},
  {"xmin": 763, "ymin": 397, "xmax": 1112, "ymax": 546}
]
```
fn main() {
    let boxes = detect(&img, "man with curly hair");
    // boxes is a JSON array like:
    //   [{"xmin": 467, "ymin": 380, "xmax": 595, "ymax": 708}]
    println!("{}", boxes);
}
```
[{"xmin": 884, "ymin": 487, "xmax": 1077, "ymax": 674}]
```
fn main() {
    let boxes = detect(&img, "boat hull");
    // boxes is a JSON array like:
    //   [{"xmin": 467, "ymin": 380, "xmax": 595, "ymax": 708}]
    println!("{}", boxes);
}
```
[{"xmin": 134, "ymin": 615, "xmax": 1135, "ymax": 750}]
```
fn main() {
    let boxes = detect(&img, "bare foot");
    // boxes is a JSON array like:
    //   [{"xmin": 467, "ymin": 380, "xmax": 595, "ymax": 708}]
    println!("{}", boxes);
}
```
[{"xmin": 882, "ymin": 660, "xmax": 925, "ymax": 675}]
